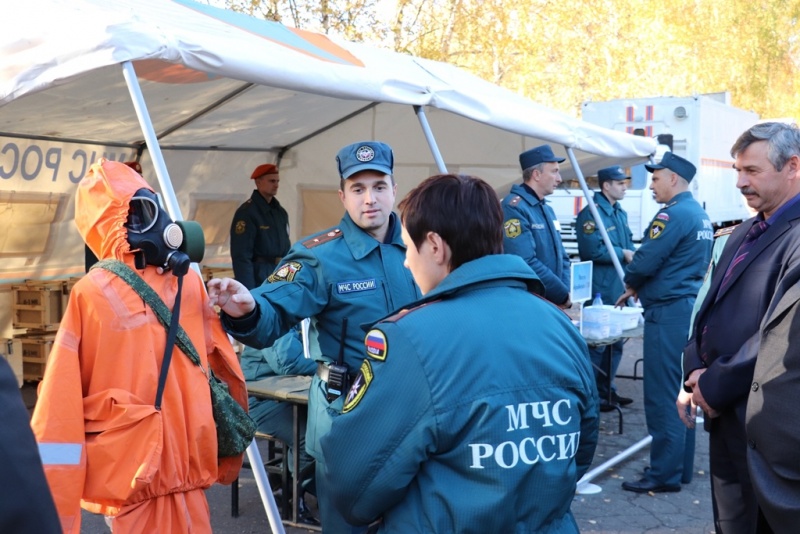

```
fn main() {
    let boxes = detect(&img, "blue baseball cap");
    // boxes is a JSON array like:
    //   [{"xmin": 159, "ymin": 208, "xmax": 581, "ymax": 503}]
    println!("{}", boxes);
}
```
[
  {"xmin": 645, "ymin": 151, "xmax": 696, "ymax": 182},
  {"xmin": 597, "ymin": 166, "xmax": 630, "ymax": 184},
  {"xmin": 336, "ymin": 141, "xmax": 394, "ymax": 179},
  {"xmin": 519, "ymin": 144, "xmax": 565, "ymax": 171}
]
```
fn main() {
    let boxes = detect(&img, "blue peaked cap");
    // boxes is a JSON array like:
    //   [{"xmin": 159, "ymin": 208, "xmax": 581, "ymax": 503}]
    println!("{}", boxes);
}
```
[
  {"xmin": 519, "ymin": 144, "xmax": 565, "ymax": 170},
  {"xmin": 336, "ymin": 141, "xmax": 394, "ymax": 179},
  {"xmin": 645, "ymin": 152, "xmax": 696, "ymax": 182}
]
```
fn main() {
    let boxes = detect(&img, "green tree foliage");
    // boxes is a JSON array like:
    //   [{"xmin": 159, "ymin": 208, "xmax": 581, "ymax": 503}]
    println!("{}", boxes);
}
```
[{"xmin": 216, "ymin": 0, "xmax": 800, "ymax": 121}]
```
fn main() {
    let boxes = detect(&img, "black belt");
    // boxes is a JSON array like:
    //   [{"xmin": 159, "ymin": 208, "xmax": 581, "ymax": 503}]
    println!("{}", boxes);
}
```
[{"xmin": 253, "ymin": 256, "xmax": 281, "ymax": 265}]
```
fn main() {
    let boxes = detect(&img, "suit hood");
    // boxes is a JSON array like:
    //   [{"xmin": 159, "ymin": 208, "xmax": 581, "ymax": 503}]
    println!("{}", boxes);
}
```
[{"xmin": 75, "ymin": 159, "xmax": 152, "ymax": 262}]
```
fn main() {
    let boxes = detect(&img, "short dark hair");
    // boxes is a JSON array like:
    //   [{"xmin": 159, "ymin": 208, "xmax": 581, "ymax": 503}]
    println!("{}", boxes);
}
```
[{"xmin": 398, "ymin": 174, "xmax": 502, "ymax": 270}]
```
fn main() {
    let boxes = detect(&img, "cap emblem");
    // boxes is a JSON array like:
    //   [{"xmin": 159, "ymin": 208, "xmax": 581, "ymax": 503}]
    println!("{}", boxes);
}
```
[{"xmin": 356, "ymin": 146, "xmax": 375, "ymax": 162}]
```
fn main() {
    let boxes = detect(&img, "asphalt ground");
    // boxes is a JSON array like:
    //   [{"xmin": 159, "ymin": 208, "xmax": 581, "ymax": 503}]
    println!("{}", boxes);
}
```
[{"xmin": 21, "ymin": 333, "xmax": 716, "ymax": 534}]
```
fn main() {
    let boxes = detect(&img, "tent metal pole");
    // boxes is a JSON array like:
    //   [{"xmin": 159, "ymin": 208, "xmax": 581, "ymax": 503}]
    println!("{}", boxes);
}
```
[
  {"xmin": 575, "ymin": 435, "xmax": 652, "ymax": 494},
  {"xmin": 246, "ymin": 440, "xmax": 287, "ymax": 534},
  {"xmin": 414, "ymin": 106, "xmax": 447, "ymax": 173},
  {"xmin": 121, "ymin": 61, "xmax": 184, "ymax": 223},
  {"xmin": 565, "ymin": 147, "xmax": 625, "ymax": 284}
]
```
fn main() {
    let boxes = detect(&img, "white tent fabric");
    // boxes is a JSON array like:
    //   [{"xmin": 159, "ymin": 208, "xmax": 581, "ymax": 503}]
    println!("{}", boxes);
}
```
[
  {"xmin": 0, "ymin": 0, "xmax": 657, "ymax": 290},
  {"xmin": 1, "ymin": 1, "xmax": 657, "ymax": 520}
]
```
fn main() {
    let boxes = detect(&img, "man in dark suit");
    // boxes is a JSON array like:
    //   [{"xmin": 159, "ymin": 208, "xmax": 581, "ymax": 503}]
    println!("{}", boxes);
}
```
[
  {"xmin": 746, "ymin": 273, "xmax": 800, "ymax": 532},
  {"xmin": 682, "ymin": 122, "xmax": 800, "ymax": 534}
]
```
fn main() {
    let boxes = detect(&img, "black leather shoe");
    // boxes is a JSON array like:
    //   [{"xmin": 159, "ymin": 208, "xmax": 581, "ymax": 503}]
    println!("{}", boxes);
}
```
[
  {"xmin": 599, "ymin": 402, "xmax": 617, "ymax": 413},
  {"xmin": 621, "ymin": 477, "xmax": 680, "ymax": 493},
  {"xmin": 612, "ymin": 392, "xmax": 634, "ymax": 406}
]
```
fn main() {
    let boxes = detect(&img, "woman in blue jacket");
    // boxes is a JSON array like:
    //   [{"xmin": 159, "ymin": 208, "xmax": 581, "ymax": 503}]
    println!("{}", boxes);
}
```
[{"xmin": 321, "ymin": 174, "xmax": 599, "ymax": 533}]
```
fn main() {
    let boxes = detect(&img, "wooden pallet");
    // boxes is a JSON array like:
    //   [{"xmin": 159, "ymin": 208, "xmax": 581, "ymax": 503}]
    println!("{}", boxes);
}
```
[
  {"xmin": 16, "ymin": 333, "xmax": 56, "ymax": 382},
  {"xmin": 11, "ymin": 282, "xmax": 65, "ymax": 332}
]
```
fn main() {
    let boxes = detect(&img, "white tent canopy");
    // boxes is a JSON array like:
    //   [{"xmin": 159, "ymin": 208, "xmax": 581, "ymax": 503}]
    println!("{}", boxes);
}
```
[{"xmin": 0, "ymin": 0, "xmax": 657, "ymax": 287}]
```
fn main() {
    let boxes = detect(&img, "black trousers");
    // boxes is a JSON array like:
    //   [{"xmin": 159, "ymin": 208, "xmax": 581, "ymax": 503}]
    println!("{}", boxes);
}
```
[{"xmin": 709, "ymin": 409, "xmax": 758, "ymax": 534}]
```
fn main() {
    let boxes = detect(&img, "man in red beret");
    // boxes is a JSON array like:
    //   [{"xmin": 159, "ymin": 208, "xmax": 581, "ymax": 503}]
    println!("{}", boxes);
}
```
[{"xmin": 230, "ymin": 163, "xmax": 291, "ymax": 289}]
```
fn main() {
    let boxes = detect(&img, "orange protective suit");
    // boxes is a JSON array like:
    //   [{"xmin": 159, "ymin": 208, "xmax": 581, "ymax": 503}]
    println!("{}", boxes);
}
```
[{"xmin": 31, "ymin": 159, "xmax": 247, "ymax": 533}]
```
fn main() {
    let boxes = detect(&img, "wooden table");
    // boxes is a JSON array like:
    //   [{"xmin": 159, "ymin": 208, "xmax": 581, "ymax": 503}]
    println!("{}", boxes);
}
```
[{"xmin": 247, "ymin": 375, "xmax": 318, "ymax": 531}]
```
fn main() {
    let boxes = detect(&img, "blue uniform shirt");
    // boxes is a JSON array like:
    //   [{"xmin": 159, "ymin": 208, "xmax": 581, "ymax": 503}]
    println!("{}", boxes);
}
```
[
  {"xmin": 576, "ymin": 192, "xmax": 635, "ymax": 304},
  {"xmin": 624, "ymin": 191, "xmax": 713, "ymax": 308},
  {"xmin": 502, "ymin": 183, "xmax": 571, "ymax": 304},
  {"xmin": 223, "ymin": 211, "xmax": 418, "ymax": 368},
  {"xmin": 321, "ymin": 254, "xmax": 598, "ymax": 533},
  {"xmin": 222, "ymin": 211, "xmax": 420, "ymax": 459}
]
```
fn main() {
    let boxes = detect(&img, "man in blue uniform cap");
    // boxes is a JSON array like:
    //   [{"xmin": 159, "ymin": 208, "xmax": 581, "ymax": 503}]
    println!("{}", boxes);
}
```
[
  {"xmin": 502, "ymin": 144, "xmax": 572, "ymax": 307},
  {"xmin": 616, "ymin": 151, "xmax": 713, "ymax": 493},
  {"xmin": 208, "ymin": 141, "xmax": 420, "ymax": 533},
  {"xmin": 321, "ymin": 173, "xmax": 598, "ymax": 533},
  {"xmin": 576, "ymin": 165, "xmax": 636, "ymax": 411}
]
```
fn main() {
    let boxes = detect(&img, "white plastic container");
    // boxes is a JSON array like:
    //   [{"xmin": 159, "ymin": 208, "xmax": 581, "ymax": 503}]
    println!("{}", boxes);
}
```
[
  {"xmin": 583, "ymin": 306, "xmax": 613, "ymax": 325},
  {"xmin": 582, "ymin": 306, "xmax": 623, "ymax": 339},
  {"xmin": 614, "ymin": 306, "xmax": 644, "ymax": 330}
]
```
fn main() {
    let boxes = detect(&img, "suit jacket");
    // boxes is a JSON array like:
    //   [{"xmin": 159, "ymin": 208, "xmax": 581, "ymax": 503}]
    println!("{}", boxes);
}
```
[
  {"xmin": 746, "ymin": 268, "xmax": 800, "ymax": 530},
  {"xmin": 683, "ymin": 199, "xmax": 800, "ymax": 421}
]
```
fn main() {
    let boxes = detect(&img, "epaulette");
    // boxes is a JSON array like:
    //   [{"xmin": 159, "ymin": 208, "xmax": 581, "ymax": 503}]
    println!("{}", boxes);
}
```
[
  {"xmin": 508, "ymin": 195, "xmax": 522, "ymax": 207},
  {"xmin": 714, "ymin": 225, "xmax": 739, "ymax": 238},
  {"xmin": 381, "ymin": 300, "xmax": 439, "ymax": 323},
  {"xmin": 302, "ymin": 228, "xmax": 343, "ymax": 249}
]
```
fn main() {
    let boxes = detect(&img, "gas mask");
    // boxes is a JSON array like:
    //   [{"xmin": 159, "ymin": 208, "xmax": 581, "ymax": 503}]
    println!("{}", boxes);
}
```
[{"xmin": 125, "ymin": 188, "xmax": 205, "ymax": 276}]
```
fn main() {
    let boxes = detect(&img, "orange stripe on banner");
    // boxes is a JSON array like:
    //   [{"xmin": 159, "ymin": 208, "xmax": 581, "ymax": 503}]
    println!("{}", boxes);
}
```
[
  {"xmin": 646, "ymin": 105, "xmax": 654, "ymax": 121},
  {"xmin": 626, "ymin": 106, "xmax": 634, "ymax": 122},
  {"xmin": 701, "ymin": 158, "xmax": 735, "ymax": 169},
  {"xmin": 646, "ymin": 126, "xmax": 653, "ymax": 136},
  {"xmin": 573, "ymin": 197, "xmax": 583, "ymax": 216}
]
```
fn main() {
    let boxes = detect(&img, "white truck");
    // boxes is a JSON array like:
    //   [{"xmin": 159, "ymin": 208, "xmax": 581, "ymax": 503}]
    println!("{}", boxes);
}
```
[{"xmin": 550, "ymin": 93, "xmax": 760, "ymax": 256}]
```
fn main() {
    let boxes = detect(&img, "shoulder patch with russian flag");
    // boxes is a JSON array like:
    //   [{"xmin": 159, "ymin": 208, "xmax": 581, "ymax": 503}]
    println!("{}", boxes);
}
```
[{"xmin": 365, "ymin": 329, "xmax": 387, "ymax": 361}]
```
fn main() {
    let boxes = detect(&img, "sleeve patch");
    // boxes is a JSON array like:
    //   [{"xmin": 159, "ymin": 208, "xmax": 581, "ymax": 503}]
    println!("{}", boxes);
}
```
[
  {"xmin": 365, "ymin": 329, "xmax": 387, "ymax": 361},
  {"xmin": 234, "ymin": 220, "xmax": 246, "ymax": 235},
  {"xmin": 267, "ymin": 261, "xmax": 302, "ymax": 282},
  {"xmin": 582, "ymin": 220, "xmax": 596, "ymax": 234},
  {"xmin": 504, "ymin": 219, "xmax": 522, "ymax": 238},
  {"xmin": 656, "ymin": 212, "xmax": 670, "ymax": 222},
  {"xmin": 649, "ymin": 220, "xmax": 667, "ymax": 239},
  {"xmin": 342, "ymin": 360, "xmax": 373, "ymax": 413}
]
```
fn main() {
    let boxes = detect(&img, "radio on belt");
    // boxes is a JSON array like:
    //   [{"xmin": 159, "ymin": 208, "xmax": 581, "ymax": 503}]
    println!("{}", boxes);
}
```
[{"xmin": 326, "ymin": 317, "xmax": 350, "ymax": 402}]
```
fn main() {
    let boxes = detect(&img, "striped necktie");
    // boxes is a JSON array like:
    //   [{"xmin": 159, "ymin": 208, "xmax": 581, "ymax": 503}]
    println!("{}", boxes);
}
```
[
  {"xmin": 719, "ymin": 220, "xmax": 768, "ymax": 293},
  {"xmin": 699, "ymin": 220, "xmax": 768, "ymax": 363}
]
